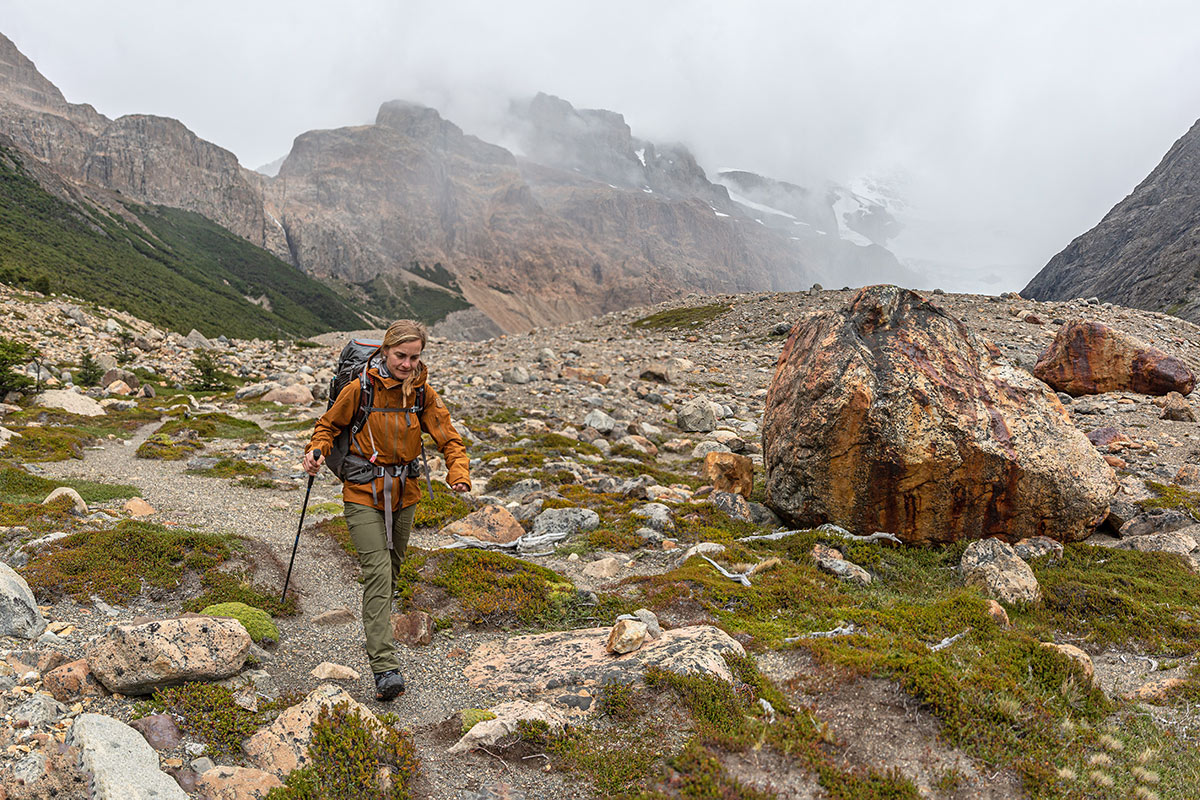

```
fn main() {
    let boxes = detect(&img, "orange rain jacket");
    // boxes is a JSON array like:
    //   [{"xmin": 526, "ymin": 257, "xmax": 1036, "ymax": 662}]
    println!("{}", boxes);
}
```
[{"xmin": 306, "ymin": 363, "xmax": 470, "ymax": 511}]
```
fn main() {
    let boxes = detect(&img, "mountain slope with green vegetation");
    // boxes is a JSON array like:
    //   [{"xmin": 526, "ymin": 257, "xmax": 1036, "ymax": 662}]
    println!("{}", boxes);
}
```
[{"xmin": 0, "ymin": 142, "xmax": 369, "ymax": 339}]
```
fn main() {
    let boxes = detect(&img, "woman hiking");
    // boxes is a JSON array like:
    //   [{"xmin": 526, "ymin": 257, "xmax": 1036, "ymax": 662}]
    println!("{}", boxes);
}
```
[{"xmin": 302, "ymin": 320, "xmax": 470, "ymax": 701}]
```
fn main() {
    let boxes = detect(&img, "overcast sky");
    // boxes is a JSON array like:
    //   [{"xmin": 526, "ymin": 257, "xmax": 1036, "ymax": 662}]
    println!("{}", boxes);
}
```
[{"xmin": 3, "ymin": 0, "xmax": 1198, "ymax": 291}]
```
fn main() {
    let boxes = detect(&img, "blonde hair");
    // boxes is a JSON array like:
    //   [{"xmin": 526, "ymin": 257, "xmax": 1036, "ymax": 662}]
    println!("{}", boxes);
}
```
[{"xmin": 381, "ymin": 319, "xmax": 427, "ymax": 395}]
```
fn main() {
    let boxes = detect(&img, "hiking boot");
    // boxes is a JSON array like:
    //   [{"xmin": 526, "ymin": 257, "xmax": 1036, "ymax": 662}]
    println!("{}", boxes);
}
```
[{"xmin": 374, "ymin": 669, "xmax": 406, "ymax": 701}]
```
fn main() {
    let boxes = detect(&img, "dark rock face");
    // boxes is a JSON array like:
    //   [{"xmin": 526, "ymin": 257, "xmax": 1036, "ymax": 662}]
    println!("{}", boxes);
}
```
[
  {"xmin": 1033, "ymin": 320, "xmax": 1196, "ymax": 396},
  {"xmin": 1023, "ymin": 117, "xmax": 1200, "ymax": 325},
  {"xmin": 763, "ymin": 285, "xmax": 1116, "ymax": 544}
]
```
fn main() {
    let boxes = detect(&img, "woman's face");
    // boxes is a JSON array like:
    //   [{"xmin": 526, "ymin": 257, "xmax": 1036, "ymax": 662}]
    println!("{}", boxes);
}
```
[{"xmin": 383, "ymin": 340, "xmax": 422, "ymax": 380}]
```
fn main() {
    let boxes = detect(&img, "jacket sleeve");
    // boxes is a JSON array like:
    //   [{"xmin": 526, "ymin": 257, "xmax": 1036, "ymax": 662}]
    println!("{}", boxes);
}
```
[
  {"xmin": 420, "ymin": 385, "xmax": 470, "ymax": 489},
  {"xmin": 307, "ymin": 381, "xmax": 361, "ymax": 456}
]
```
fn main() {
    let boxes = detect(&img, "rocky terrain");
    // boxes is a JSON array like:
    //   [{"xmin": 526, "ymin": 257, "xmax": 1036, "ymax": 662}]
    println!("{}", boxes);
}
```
[
  {"xmin": 1, "ymin": 280, "xmax": 1200, "ymax": 799},
  {"xmin": 1023, "ymin": 117, "xmax": 1200, "ymax": 325}
]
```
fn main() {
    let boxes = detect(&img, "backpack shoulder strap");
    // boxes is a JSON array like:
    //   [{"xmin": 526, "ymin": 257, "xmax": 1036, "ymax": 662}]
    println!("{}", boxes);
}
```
[
  {"xmin": 349, "ymin": 367, "xmax": 374, "ymax": 434},
  {"xmin": 416, "ymin": 385, "xmax": 425, "ymax": 413}
]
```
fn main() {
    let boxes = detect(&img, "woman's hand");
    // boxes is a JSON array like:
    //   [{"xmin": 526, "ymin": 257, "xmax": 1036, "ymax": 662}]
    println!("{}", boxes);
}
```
[
  {"xmin": 451, "ymin": 482, "xmax": 469, "ymax": 493},
  {"xmin": 302, "ymin": 450, "xmax": 325, "ymax": 476}
]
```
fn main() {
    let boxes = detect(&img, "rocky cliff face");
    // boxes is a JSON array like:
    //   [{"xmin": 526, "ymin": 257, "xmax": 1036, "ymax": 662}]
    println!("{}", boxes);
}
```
[
  {"xmin": 268, "ymin": 99, "xmax": 813, "ymax": 331},
  {"xmin": 1023, "ymin": 118, "xmax": 1200, "ymax": 325},
  {"xmin": 0, "ymin": 32, "xmax": 268, "ymax": 244}
]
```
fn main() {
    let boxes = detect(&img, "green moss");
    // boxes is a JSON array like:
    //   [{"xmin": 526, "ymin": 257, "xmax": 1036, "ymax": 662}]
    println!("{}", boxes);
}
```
[
  {"xmin": 157, "ymin": 412, "xmax": 266, "ymax": 442},
  {"xmin": 597, "ymin": 681, "xmax": 645, "ymax": 721},
  {"xmin": 588, "ymin": 526, "xmax": 644, "ymax": 552},
  {"xmin": 267, "ymin": 701, "xmax": 419, "ymax": 800},
  {"xmin": 1, "ymin": 424, "xmax": 92, "ymax": 461},
  {"xmin": 186, "ymin": 457, "xmax": 270, "ymax": 478},
  {"xmin": 0, "ymin": 464, "xmax": 139, "ymax": 505},
  {"xmin": 1140, "ymin": 480, "xmax": 1200, "ymax": 519},
  {"xmin": 631, "ymin": 303, "xmax": 732, "ymax": 330},
  {"xmin": 306, "ymin": 501, "xmax": 343, "ymax": 516},
  {"xmin": 20, "ymin": 520, "xmax": 232, "ymax": 604},
  {"xmin": 187, "ymin": 569, "xmax": 298, "ymax": 617},
  {"xmin": 135, "ymin": 431, "xmax": 203, "ymax": 460},
  {"xmin": 673, "ymin": 503, "xmax": 766, "ymax": 544},
  {"xmin": 238, "ymin": 476, "xmax": 278, "ymax": 489},
  {"xmin": 460, "ymin": 708, "xmax": 496, "ymax": 734},
  {"xmin": 199, "ymin": 601, "xmax": 279, "ymax": 643}
]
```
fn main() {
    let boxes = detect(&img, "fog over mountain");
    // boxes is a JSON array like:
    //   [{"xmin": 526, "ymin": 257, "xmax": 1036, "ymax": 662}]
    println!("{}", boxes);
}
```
[{"xmin": 3, "ymin": 0, "xmax": 1198, "ymax": 293}]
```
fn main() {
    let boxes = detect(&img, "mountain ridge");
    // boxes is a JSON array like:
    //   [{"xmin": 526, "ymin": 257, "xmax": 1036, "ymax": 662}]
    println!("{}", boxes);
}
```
[{"xmin": 1022, "ymin": 117, "xmax": 1200, "ymax": 324}]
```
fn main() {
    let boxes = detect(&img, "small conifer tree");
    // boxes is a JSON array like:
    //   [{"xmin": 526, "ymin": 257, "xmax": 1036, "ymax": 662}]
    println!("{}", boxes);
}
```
[
  {"xmin": 188, "ymin": 350, "xmax": 230, "ymax": 391},
  {"xmin": 0, "ymin": 336, "xmax": 35, "ymax": 394},
  {"xmin": 77, "ymin": 352, "xmax": 104, "ymax": 387}
]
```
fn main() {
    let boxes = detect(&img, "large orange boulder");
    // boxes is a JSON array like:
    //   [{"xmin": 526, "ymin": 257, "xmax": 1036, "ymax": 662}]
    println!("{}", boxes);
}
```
[
  {"xmin": 763, "ymin": 286, "xmax": 1116, "ymax": 544},
  {"xmin": 1033, "ymin": 320, "xmax": 1195, "ymax": 396}
]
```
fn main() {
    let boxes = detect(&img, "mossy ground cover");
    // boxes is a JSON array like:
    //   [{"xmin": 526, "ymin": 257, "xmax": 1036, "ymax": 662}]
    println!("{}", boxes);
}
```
[
  {"xmin": 621, "ymin": 534, "xmax": 1200, "ymax": 797},
  {"xmin": 1139, "ymin": 480, "xmax": 1200, "ymax": 519},
  {"xmin": 186, "ymin": 569, "xmax": 298, "ymax": 617},
  {"xmin": 137, "ymin": 412, "xmax": 265, "ymax": 459},
  {"xmin": 0, "ymin": 493, "xmax": 76, "ymax": 533},
  {"xmin": 185, "ymin": 457, "xmax": 270, "ymax": 478},
  {"xmin": 631, "ymin": 303, "xmax": 732, "ymax": 330},
  {"xmin": 519, "ymin": 653, "xmax": 922, "ymax": 799},
  {"xmin": 413, "ymin": 482, "xmax": 471, "ymax": 528},
  {"xmin": 389, "ymin": 548, "xmax": 629, "ymax": 630},
  {"xmin": 0, "ymin": 463, "xmax": 139, "ymax": 505},
  {"xmin": 20, "ymin": 520, "xmax": 232, "ymax": 604},
  {"xmin": 200, "ymin": 601, "xmax": 279, "ymax": 643},
  {"xmin": 266, "ymin": 701, "xmax": 420, "ymax": 800},
  {"xmin": 143, "ymin": 682, "xmax": 301, "ymax": 757}
]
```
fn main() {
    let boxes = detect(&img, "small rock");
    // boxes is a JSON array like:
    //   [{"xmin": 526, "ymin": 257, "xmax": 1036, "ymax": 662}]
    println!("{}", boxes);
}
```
[
  {"xmin": 606, "ymin": 619, "xmax": 648, "ymax": 654},
  {"xmin": 312, "ymin": 607, "xmax": 355, "ymax": 626},
  {"xmin": 1013, "ymin": 536, "xmax": 1064, "ymax": 563},
  {"xmin": 1159, "ymin": 391, "xmax": 1196, "ymax": 422},
  {"xmin": 1127, "ymin": 676, "xmax": 1187, "ymax": 703},
  {"xmin": 42, "ymin": 486, "xmax": 87, "ymax": 515},
  {"xmin": 810, "ymin": 544, "xmax": 871, "ymax": 586},
  {"xmin": 128, "ymin": 713, "xmax": 182, "ymax": 750},
  {"xmin": 682, "ymin": 542, "xmax": 726, "ymax": 561},
  {"xmin": 392, "ymin": 611, "xmax": 435, "ymax": 646},
  {"xmin": 440, "ymin": 505, "xmax": 525, "ymax": 545},
  {"xmin": 309, "ymin": 662, "xmax": 360, "ymax": 681},
  {"xmin": 1040, "ymin": 642, "xmax": 1095, "ymax": 684},
  {"xmin": 986, "ymin": 599, "xmax": 1010, "ymax": 627},
  {"xmin": 960, "ymin": 538, "xmax": 1041, "ymax": 604},
  {"xmin": 582, "ymin": 557, "xmax": 622, "ymax": 579},
  {"xmin": 0, "ymin": 562, "xmax": 48, "ymax": 639},
  {"xmin": 531, "ymin": 507, "xmax": 600, "ymax": 538},
  {"xmin": 197, "ymin": 765, "xmax": 283, "ymax": 800},
  {"xmin": 701, "ymin": 452, "xmax": 754, "ymax": 497},
  {"xmin": 123, "ymin": 497, "xmax": 155, "ymax": 517}
]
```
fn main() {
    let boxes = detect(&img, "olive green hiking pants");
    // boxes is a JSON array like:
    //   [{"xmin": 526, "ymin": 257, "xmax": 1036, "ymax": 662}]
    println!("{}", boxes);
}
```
[{"xmin": 344, "ymin": 501, "xmax": 416, "ymax": 674}]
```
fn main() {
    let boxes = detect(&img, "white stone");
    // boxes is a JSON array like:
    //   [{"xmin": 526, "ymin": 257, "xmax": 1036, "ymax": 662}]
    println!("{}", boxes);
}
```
[
  {"xmin": 67, "ymin": 713, "xmax": 189, "ymax": 799},
  {"xmin": 36, "ymin": 389, "xmax": 106, "ymax": 417}
]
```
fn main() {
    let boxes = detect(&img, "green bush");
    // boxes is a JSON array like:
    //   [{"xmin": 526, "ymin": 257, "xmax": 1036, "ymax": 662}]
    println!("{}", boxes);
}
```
[{"xmin": 267, "ymin": 701, "xmax": 420, "ymax": 799}]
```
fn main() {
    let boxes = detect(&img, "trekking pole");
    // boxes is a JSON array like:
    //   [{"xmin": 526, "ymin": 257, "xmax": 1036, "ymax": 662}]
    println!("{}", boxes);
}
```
[{"xmin": 282, "ymin": 474, "xmax": 316, "ymax": 603}]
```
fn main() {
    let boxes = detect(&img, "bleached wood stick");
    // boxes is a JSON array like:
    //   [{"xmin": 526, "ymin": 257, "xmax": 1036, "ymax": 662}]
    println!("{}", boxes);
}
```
[{"xmin": 700, "ymin": 554, "xmax": 752, "ymax": 587}]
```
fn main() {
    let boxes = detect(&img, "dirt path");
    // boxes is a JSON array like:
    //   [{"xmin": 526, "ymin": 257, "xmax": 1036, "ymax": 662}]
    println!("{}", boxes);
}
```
[{"xmin": 36, "ymin": 420, "xmax": 572, "ymax": 799}]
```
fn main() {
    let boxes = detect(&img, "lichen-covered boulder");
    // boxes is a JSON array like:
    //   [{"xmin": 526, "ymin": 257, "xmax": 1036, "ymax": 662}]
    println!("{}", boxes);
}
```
[
  {"xmin": 199, "ymin": 602, "xmax": 279, "ymax": 644},
  {"xmin": 1033, "ymin": 320, "xmax": 1195, "ymax": 396},
  {"xmin": 0, "ymin": 561, "xmax": 47, "ymax": 639},
  {"xmin": 763, "ymin": 286, "xmax": 1116, "ymax": 544},
  {"xmin": 86, "ymin": 617, "xmax": 250, "ymax": 694}
]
